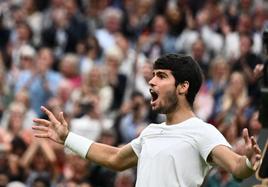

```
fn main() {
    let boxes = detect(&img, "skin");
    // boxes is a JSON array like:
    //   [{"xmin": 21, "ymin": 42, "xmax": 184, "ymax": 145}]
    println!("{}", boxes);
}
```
[{"xmin": 33, "ymin": 69, "xmax": 262, "ymax": 178}]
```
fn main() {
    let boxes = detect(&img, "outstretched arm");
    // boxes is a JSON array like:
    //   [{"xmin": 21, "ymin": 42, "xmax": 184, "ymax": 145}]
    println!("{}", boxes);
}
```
[
  {"xmin": 210, "ymin": 128, "xmax": 262, "ymax": 179},
  {"xmin": 32, "ymin": 106, "xmax": 138, "ymax": 171}
]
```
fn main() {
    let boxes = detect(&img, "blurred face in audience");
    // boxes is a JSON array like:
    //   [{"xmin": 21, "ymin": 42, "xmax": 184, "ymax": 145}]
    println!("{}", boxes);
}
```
[
  {"xmin": 192, "ymin": 40, "xmax": 205, "ymax": 60},
  {"xmin": 9, "ymin": 106, "xmax": 25, "ymax": 134},
  {"xmin": 141, "ymin": 62, "xmax": 153, "ymax": 83},
  {"xmin": 228, "ymin": 72, "xmax": 245, "ymax": 97},
  {"xmin": 16, "ymin": 23, "xmax": 32, "ymax": 42},
  {"xmin": 33, "ymin": 150, "xmax": 48, "ymax": 171},
  {"xmin": 36, "ymin": 48, "xmax": 55, "ymax": 76},
  {"xmin": 249, "ymin": 111, "xmax": 262, "ymax": 135},
  {"xmin": 105, "ymin": 14, "xmax": 121, "ymax": 33},
  {"xmin": 239, "ymin": 35, "xmax": 252, "ymax": 56},
  {"xmin": 238, "ymin": 14, "xmax": 251, "ymax": 34},
  {"xmin": 153, "ymin": 15, "xmax": 168, "ymax": 36}
]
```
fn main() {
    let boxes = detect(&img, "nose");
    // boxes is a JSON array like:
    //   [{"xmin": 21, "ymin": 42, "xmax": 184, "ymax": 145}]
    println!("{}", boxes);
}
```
[{"xmin": 148, "ymin": 76, "xmax": 156, "ymax": 87}]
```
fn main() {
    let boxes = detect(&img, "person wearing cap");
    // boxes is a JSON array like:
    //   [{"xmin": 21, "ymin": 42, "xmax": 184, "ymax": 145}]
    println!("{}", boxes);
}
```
[
  {"xmin": 15, "ymin": 47, "xmax": 62, "ymax": 116},
  {"xmin": 19, "ymin": 44, "xmax": 36, "ymax": 70}
]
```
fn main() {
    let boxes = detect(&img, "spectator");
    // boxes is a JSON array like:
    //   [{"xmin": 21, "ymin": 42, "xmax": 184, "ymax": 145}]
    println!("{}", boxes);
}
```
[
  {"xmin": 114, "ymin": 169, "xmax": 135, "ymax": 187},
  {"xmin": 1, "ymin": 89, "xmax": 37, "ymax": 130},
  {"xmin": 59, "ymin": 154, "xmax": 91, "ymax": 185},
  {"xmin": 191, "ymin": 38, "xmax": 210, "ymax": 79},
  {"xmin": 79, "ymin": 35, "xmax": 103, "ymax": 75},
  {"xmin": 121, "ymin": 0, "xmax": 154, "ymax": 41},
  {"xmin": 20, "ymin": 140, "xmax": 56, "ymax": 186},
  {"xmin": 66, "ymin": 65, "xmax": 113, "ymax": 117},
  {"xmin": 15, "ymin": 47, "xmax": 62, "ymax": 116},
  {"xmin": 1, "ymin": 102, "xmax": 27, "ymax": 139},
  {"xmin": 164, "ymin": 1, "xmax": 187, "ymax": 37},
  {"xmin": 135, "ymin": 61, "xmax": 154, "ymax": 100},
  {"xmin": 8, "ymin": 44, "xmax": 36, "ymax": 94},
  {"xmin": 69, "ymin": 95, "xmax": 110, "ymax": 141},
  {"xmin": 215, "ymin": 71, "xmax": 251, "ymax": 134},
  {"xmin": 119, "ymin": 91, "xmax": 148, "ymax": 143},
  {"xmin": 9, "ymin": 21, "xmax": 33, "ymax": 67},
  {"xmin": 89, "ymin": 129, "xmax": 117, "ymax": 187},
  {"xmin": 64, "ymin": 0, "xmax": 89, "ymax": 52},
  {"xmin": 104, "ymin": 46, "xmax": 127, "ymax": 114},
  {"xmin": 96, "ymin": 7, "xmax": 123, "ymax": 51},
  {"xmin": 0, "ymin": 14, "xmax": 11, "ymax": 54},
  {"xmin": 58, "ymin": 53, "xmax": 81, "ymax": 104},
  {"xmin": 41, "ymin": 7, "xmax": 70, "ymax": 60},
  {"xmin": 22, "ymin": 0, "xmax": 43, "ymax": 47},
  {"xmin": 231, "ymin": 33, "xmax": 263, "ymax": 104},
  {"xmin": 142, "ymin": 15, "xmax": 176, "ymax": 62},
  {"xmin": 0, "ymin": 54, "xmax": 12, "ymax": 120},
  {"xmin": 42, "ymin": 0, "xmax": 65, "ymax": 30},
  {"xmin": 206, "ymin": 56, "xmax": 230, "ymax": 123}
]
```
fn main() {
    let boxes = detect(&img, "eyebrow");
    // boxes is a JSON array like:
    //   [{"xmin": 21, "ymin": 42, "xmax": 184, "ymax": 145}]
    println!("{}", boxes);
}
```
[{"xmin": 153, "ymin": 70, "xmax": 169, "ymax": 77}]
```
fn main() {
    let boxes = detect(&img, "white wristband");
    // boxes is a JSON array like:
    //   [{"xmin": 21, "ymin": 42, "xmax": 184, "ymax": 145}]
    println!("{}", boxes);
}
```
[
  {"xmin": 64, "ymin": 132, "xmax": 93, "ymax": 158},
  {"xmin": 246, "ymin": 157, "xmax": 254, "ymax": 170}
]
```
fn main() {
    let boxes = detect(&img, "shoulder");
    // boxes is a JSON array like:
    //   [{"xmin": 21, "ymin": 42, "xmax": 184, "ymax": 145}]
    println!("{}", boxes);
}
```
[
  {"xmin": 185, "ymin": 118, "xmax": 222, "ymax": 137},
  {"xmin": 139, "ymin": 123, "xmax": 162, "ymax": 136}
]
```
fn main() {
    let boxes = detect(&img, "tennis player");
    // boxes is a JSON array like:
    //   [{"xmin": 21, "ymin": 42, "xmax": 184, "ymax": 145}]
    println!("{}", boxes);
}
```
[{"xmin": 33, "ymin": 54, "xmax": 262, "ymax": 187}]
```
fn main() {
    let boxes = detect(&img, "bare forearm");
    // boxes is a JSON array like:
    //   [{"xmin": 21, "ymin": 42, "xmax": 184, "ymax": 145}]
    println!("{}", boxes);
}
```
[
  {"xmin": 211, "ymin": 145, "xmax": 255, "ymax": 180},
  {"xmin": 64, "ymin": 132, "xmax": 137, "ymax": 171},
  {"xmin": 87, "ymin": 143, "xmax": 121, "ymax": 170},
  {"xmin": 21, "ymin": 143, "xmax": 39, "ymax": 167},
  {"xmin": 40, "ymin": 141, "xmax": 56, "ymax": 163},
  {"xmin": 87, "ymin": 143, "xmax": 137, "ymax": 171},
  {"xmin": 232, "ymin": 156, "xmax": 254, "ymax": 179}
]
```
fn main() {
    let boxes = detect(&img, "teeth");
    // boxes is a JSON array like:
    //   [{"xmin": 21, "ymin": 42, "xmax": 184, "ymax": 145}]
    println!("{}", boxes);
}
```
[
  {"xmin": 150, "ymin": 89, "xmax": 156, "ymax": 94},
  {"xmin": 150, "ymin": 89, "xmax": 158, "ymax": 101}
]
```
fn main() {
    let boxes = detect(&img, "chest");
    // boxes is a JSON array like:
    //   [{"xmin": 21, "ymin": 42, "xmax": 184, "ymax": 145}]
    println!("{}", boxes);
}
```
[{"xmin": 140, "ymin": 131, "xmax": 198, "ymax": 160}]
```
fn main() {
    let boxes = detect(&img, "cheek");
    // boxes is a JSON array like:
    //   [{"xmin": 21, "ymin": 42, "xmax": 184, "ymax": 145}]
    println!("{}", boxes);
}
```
[{"xmin": 163, "ymin": 89, "xmax": 178, "ymax": 103}]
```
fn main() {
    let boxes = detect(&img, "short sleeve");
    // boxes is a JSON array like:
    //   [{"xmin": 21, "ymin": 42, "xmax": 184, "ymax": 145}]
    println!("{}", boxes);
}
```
[
  {"xmin": 130, "ymin": 135, "xmax": 142, "ymax": 157},
  {"xmin": 197, "ymin": 125, "xmax": 232, "ymax": 162}
]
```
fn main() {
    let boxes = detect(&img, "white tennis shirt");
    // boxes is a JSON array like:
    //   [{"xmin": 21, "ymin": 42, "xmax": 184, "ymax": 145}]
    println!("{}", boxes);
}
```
[{"xmin": 130, "ymin": 117, "xmax": 231, "ymax": 187}]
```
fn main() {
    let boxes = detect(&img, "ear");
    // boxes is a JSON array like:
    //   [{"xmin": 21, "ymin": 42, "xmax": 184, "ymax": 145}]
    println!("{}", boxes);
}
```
[{"xmin": 176, "ymin": 81, "xmax": 189, "ymax": 95}]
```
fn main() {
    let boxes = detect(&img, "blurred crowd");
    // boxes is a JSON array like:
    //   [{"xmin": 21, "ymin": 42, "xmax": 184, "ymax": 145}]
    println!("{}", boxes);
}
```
[{"xmin": 0, "ymin": 0, "xmax": 267, "ymax": 186}]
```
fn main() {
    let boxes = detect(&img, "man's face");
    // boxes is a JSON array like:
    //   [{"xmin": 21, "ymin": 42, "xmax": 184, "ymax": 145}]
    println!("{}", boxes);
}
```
[{"xmin": 149, "ymin": 69, "xmax": 178, "ymax": 114}]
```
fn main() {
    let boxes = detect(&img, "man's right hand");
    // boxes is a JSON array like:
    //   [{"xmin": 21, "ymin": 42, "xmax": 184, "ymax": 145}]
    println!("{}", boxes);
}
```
[{"xmin": 32, "ymin": 106, "xmax": 69, "ymax": 145}]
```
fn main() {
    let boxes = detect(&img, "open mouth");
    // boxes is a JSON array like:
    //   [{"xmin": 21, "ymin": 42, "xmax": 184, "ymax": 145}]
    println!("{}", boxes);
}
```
[{"xmin": 150, "ymin": 89, "xmax": 159, "ymax": 102}]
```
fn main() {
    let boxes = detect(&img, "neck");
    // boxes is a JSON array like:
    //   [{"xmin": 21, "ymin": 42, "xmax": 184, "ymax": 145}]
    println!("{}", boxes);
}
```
[{"xmin": 165, "ymin": 105, "xmax": 196, "ymax": 125}]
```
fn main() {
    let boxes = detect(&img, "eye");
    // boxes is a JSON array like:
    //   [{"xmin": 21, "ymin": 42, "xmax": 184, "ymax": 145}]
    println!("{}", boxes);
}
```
[
  {"xmin": 158, "ymin": 74, "xmax": 165, "ymax": 79},
  {"xmin": 157, "ymin": 73, "xmax": 167, "ymax": 79}
]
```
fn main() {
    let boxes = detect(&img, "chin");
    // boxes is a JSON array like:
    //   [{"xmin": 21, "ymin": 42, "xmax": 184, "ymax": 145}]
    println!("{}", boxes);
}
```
[{"xmin": 152, "ymin": 106, "xmax": 167, "ymax": 114}]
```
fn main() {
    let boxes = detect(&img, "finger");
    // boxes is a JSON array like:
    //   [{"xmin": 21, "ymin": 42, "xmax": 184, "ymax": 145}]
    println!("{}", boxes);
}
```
[
  {"xmin": 251, "ymin": 136, "xmax": 257, "ymax": 145},
  {"xmin": 32, "ymin": 125, "xmax": 49, "ymax": 132},
  {"xmin": 253, "ymin": 144, "xmax": 262, "ymax": 154},
  {"xmin": 33, "ymin": 118, "xmax": 50, "ymax": 127},
  {"xmin": 41, "ymin": 106, "xmax": 59, "ymax": 123},
  {"xmin": 33, "ymin": 125, "xmax": 49, "ymax": 138},
  {"xmin": 59, "ymin": 112, "xmax": 67, "ymax": 126},
  {"xmin": 242, "ymin": 128, "xmax": 250, "ymax": 145},
  {"xmin": 253, "ymin": 154, "xmax": 262, "ymax": 170},
  {"xmin": 253, "ymin": 160, "xmax": 260, "ymax": 171},
  {"xmin": 34, "ymin": 133, "xmax": 50, "ymax": 138},
  {"xmin": 257, "ymin": 64, "xmax": 264, "ymax": 71},
  {"xmin": 255, "ymin": 154, "xmax": 262, "ymax": 161}
]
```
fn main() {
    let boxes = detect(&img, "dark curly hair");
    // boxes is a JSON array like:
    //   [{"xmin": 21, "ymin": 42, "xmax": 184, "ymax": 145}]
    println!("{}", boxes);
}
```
[{"xmin": 153, "ymin": 53, "xmax": 203, "ymax": 107}]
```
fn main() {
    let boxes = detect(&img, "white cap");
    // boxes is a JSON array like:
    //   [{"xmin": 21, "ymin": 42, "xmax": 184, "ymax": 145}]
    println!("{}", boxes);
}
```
[
  {"xmin": 105, "ymin": 45, "xmax": 124, "ymax": 63},
  {"xmin": 7, "ymin": 181, "xmax": 26, "ymax": 187},
  {"xmin": 20, "ymin": 45, "xmax": 36, "ymax": 58}
]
